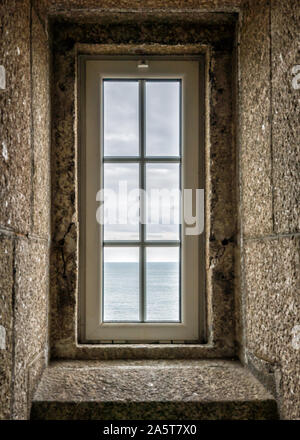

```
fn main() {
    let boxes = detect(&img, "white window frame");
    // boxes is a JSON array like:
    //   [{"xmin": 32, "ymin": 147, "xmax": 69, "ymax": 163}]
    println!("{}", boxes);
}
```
[{"xmin": 79, "ymin": 57, "xmax": 204, "ymax": 342}]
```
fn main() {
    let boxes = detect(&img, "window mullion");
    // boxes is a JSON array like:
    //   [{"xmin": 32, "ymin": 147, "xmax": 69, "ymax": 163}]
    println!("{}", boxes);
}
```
[{"xmin": 140, "ymin": 79, "xmax": 146, "ymax": 323}]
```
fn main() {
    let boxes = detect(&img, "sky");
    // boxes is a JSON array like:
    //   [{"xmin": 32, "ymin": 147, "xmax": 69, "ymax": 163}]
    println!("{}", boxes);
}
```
[
  {"xmin": 103, "ymin": 80, "xmax": 180, "ymax": 157},
  {"xmin": 102, "ymin": 80, "xmax": 180, "ymax": 262}
]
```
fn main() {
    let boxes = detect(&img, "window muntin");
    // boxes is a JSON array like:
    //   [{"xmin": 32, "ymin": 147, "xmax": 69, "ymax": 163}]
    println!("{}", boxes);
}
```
[{"xmin": 83, "ymin": 58, "xmax": 201, "ymax": 342}]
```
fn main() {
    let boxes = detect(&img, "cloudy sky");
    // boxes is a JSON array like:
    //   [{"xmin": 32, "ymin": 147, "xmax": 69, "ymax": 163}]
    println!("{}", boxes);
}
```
[
  {"xmin": 102, "ymin": 80, "xmax": 181, "ymax": 262},
  {"xmin": 103, "ymin": 80, "xmax": 180, "ymax": 157}
]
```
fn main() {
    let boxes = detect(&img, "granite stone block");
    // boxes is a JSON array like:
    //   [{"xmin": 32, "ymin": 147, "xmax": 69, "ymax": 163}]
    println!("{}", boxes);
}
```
[
  {"xmin": 12, "ymin": 238, "xmax": 49, "ymax": 419},
  {"xmin": 271, "ymin": 0, "xmax": 300, "ymax": 234},
  {"xmin": 0, "ymin": 235, "xmax": 14, "ymax": 420},
  {"xmin": 32, "ymin": 10, "xmax": 50, "ymax": 238},
  {"xmin": 0, "ymin": 0, "xmax": 32, "ymax": 234},
  {"xmin": 239, "ymin": 0, "xmax": 273, "ymax": 237}
]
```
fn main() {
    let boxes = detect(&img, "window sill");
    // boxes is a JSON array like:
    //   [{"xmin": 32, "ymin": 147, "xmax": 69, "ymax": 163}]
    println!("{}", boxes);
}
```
[
  {"xmin": 52, "ymin": 341, "xmax": 236, "ymax": 360},
  {"xmin": 31, "ymin": 359, "xmax": 277, "ymax": 420}
]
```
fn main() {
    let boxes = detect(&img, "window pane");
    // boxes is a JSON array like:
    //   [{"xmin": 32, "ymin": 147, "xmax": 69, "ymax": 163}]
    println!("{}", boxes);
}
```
[
  {"xmin": 103, "ymin": 247, "xmax": 140, "ymax": 321},
  {"xmin": 145, "ymin": 163, "xmax": 180, "ymax": 241},
  {"xmin": 145, "ymin": 247, "xmax": 180, "ymax": 322},
  {"xmin": 145, "ymin": 81, "xmax": 180, "ymax": 157},
  {"xmin": 103, "ymin": 81, "xmax": 139, "ymax": 156},
  {"xmin": 103, "ymin": 163, "xmax": 140, "ymax": 241}
]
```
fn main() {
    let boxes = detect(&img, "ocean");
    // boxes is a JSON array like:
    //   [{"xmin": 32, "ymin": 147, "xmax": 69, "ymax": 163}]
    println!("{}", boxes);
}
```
[{"xmin": 103, "ymin": 262, "xmax": 180, "ymax": 322}]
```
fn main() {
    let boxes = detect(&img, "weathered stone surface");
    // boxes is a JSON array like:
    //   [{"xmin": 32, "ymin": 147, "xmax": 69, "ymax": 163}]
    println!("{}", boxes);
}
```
[
  {"xmin": 209, "ymin": 240, "xmax": 235, "ymax": 349},
  {"xmin": 32, "ymin": 10, "xmax": 51, "ymax": 238},
  {"xmin": 0, "ymin": 0, "xmax": 32, "ymax": 234},
  {"xmin": 244, "ymin": 239, "xmax": 276, "ymax": 362},
  {"xmin": 244, "ymin": 236, "xmax": 300, "ymax": 419},
  {"xmin": 244, "ymin": 237, "xmax": 299, "ymax": 360},
  {"xmin": 33, "ymin": 400, "xmax": 278, "ymax": 420},
  {"xmin": 209, "ymin": 50, "xmax": 236, "ymax": 239},
  {"xmin": 279, "ymin": 351, "xmax": 300, "ymax": 420},
  {"xmin": 208, "ymin": 49, "xmax": 236, "ymax": 349},
  {"xmin": 50, "ymin": 18, "xmax": 237, "ymax": 358},
  {"xmin": 271, "ymin": 0, "xmax": 300, "ymax": 234},
  {"xmin": 239, "ymin": 0, "xmax": 273, "ymax": 237},
  {"xmin": 239, "ymin": 0, "xmax": 299, "ymax": 419},
  {"xmin": 245, "ymin": 350, "xmax": 277, "ymax": 398},
  {"xmin": 28, "ymin": 352, "xmax": 48, "ymax": 413},
  {"xmin": 0, "ymin": 235, "xmax": 14, "ymax": 420},
  {"xmin": 271, "ymin": 236, "xmax": 300, "ymax": 420},
  {"xmin": 46, "ymin": 0, "xmax": 242, "ymax": 15},
  {"xmin": 12, "ymin": 238, "xmax": 49, "ymax": 419},
  {"xmin": 31, "ymin": 360, "xmax": 277, "ymax": 420},
  {"xmin": 53, "ymin": 343, "xmax": 238, "ymax": 361},
  {"xmin": 0, "ymin": 1, "xmax": 50, "ymax": 421},
  {"xmin": 0, "ymin": 0, "xmax": 297, "ymax": 423},
  {"xmin": 32, "ymin": 0, "xmax": 49, "ymax": 30}
]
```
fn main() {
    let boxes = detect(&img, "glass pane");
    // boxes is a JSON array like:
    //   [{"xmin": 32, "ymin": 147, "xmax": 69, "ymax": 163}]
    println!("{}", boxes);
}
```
[
  {"xmin": 103, "ymin": 247, "xmax": 140, "ymax": 322},
  {"xmin": 145, "ymin": 163, "xmax": 180, "ymax": 241},
  {"xmin": 103, "ymin": 81, "xmax": 139, "ymax": 156},
  {"xmin": 145, "ymin": 247, "xmax": 180, "ymax": 322},
  {"xmin": 145, "ymin": 81, "xmax": 180, "ymax": 157},
  {"xmin": 103, "ymin": 163, "xmax": 140, "ymax": 241}
]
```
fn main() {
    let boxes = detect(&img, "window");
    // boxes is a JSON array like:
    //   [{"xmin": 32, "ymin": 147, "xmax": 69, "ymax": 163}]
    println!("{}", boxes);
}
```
[{"xmin": 80, "ymin": 58, "xmax": 204, "ymax": 342}]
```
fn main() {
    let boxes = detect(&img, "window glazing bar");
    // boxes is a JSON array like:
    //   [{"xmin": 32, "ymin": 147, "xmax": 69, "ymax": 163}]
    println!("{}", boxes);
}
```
[
  {"xmin": 103, "ymin": 241, "xmax": 180, "ymax": 246},
  {"xmin": 140, "ymin": 79, "xmax": 146, "ymax": 322}
]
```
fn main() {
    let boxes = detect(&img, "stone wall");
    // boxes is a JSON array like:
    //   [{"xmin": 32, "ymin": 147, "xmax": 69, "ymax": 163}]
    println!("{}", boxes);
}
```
[
  {"xmin": 0, "ymin": 0, "xmax": 50, "ymax": 419},
  {"xmin": 239, "ymin": 0, "xmax": 299, "ymax": 420},
  {"xmin": 0, "ymin": 0, "xmax": 299, "ymax": 421}
]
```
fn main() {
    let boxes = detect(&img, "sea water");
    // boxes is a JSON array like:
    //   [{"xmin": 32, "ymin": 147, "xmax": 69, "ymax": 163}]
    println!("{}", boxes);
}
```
[{"xmin": 103, "ymin": 262, "xmax": 180, "ymax": 322}]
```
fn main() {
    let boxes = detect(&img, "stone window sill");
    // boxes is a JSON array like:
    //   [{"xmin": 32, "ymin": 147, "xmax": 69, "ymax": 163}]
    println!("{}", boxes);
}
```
[{"xmin": 31, "ymin": 359, "xmax": 278, "ymax": 420}]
